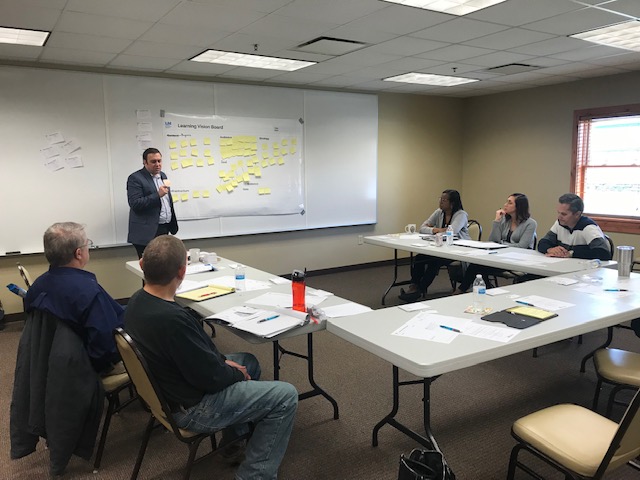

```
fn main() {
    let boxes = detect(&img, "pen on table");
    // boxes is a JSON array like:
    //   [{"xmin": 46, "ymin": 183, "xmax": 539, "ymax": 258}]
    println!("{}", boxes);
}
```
[
  {"xmin": 516, "ymin": 300, "xmax": 535, "ymax": 306},
  {"xmin": 604, "ymin": 289, "xmax": 628, "ymax": 292},
  {"xmin": 198, "ymin": 291, "xmax": 217, "ymax": 298},
  {"xmin": 258, "ymin": 315, "xmax": 280, "ymax": 323},
  {"xmin": 439, "ymin": 325, "xmax": 461, "ymax": 333},
  {"xmin": 488, "ymin": 251, "xmax": 498, "ymax": 254}
]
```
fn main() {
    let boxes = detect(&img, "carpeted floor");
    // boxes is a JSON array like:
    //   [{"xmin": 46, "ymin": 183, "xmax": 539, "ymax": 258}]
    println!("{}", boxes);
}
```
[{"xmin": 1, "ymin": 262, "xmax": 638, "ymax": 480}]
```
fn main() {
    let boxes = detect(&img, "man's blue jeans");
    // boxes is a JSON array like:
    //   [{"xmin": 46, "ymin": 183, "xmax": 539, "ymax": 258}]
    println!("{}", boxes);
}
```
[{"xmin": 173, "ymin": 353, "xmax": 298, "ymax": 480}]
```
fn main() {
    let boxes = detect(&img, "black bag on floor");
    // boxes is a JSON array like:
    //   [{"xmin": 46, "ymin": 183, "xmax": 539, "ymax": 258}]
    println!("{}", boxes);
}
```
[{"xmin": 398, "ymin": 448, "xmax": 455, "ymax": 480}]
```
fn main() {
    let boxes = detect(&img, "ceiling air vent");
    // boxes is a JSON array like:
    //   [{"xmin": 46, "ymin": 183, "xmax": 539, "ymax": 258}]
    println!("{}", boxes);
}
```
[
  {"xmin": 486, "ymin": 63, "xmax": 540, "ymax": 75},
  {"xmin": 295, "ymin": 37, "xmax": 367, "ymax": 56}
]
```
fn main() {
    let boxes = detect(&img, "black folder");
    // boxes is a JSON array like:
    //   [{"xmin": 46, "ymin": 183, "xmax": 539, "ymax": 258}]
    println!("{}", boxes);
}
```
[{"xmin": 481, "ymin": 309, "xmax": 557, "ymax": 329}]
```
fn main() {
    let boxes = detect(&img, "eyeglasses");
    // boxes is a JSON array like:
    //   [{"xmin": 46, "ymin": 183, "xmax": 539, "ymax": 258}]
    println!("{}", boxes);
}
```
[{"xmin": 76, "ymin": 239, "xmax": 94, "ymax": 250}]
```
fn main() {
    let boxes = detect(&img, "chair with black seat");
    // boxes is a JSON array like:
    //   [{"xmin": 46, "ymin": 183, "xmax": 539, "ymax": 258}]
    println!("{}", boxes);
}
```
[
  {"xmin": 114, "ymin": 328, "xmax": 247, "ymax": 480},
  {"xmin": 92, "ymin": 369, "xmax": 136, "ymax": 472},
  {"xmin": 507, "ymin": 389, "xmax": 640, "ymax": 480},
  {"xmin": 448, "ymin": 219, "xmax": 482, "ymax": 290}
]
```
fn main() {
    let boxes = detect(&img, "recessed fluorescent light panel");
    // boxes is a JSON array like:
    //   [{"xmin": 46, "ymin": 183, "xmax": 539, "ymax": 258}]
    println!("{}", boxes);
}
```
[
  {"xmin": 571, "ymin": 21, "xmax": 640, "ymax": 53},
  {"xmin": 382, "ymin": 0, "xmax": 507, "ymax": 16},
  {"xmin": 190, "ymin": 50, "xmax": 315, "ymax": 71},
  {"xmin": 384, "ymin": 72, "xmax": 478, "ymax": 86},
  {"xmin": 0, "ymin": 26, "xmax": 49, "ymax": 46}
]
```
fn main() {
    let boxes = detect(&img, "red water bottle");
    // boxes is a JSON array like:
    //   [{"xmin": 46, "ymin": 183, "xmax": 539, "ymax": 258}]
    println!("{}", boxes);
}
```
[{"xmin": 292, "ymin": 269, "xmax": 306, "ymax": 312}]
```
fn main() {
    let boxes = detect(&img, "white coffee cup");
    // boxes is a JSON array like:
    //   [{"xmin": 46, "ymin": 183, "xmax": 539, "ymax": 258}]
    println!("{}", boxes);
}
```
[
  {"xmin": 188, "ymin": 248, "xmax": 200, "ymax": 264},
  {"xmin": 405, "ymin": 224, "xmax": 417, "ymax": 234}
]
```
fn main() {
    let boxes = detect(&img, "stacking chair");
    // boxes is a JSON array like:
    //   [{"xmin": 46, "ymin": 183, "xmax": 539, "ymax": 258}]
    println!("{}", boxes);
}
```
[
  {"xmin": 507, "ymin": 389, "xmax": 640, "ymax": 480},
  {"xmin": 114, "ymin": 328, "xmax": 246, "ymax": 480},
  {"xmin": 17, "ymin": 262, "xmax": 33, "ymax": 288},
  {"xmin": 447, "ymin": 219, "xmax": 482, "ymax": 290},
  {"xmin": 592, "ymin": 348, "xmax": 640, "ymax": 417},
  {"xmin": 93, "ymin": 370, "xmax": 136, "ymax": 472}
]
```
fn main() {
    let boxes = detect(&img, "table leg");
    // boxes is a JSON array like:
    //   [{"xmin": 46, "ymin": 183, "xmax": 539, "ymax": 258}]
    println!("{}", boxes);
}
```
[
  {"xmin": 382, "ymin": 250, "xmax": 413, "ymax": 306},
  {"xmin": 372, "ymin": 365, "xmax": 437, "ymax": 449},
  {"xmin": 579, "ymin": 326, "xmax": 614, "ymax": 373},
  {"xmin": 272, "ymin": 334, "xmax": 339, "ymax": 419}
]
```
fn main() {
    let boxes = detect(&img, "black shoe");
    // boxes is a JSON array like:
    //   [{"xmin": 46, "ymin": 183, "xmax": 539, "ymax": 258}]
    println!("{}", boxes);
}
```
[
  {"xmin": 398, "ymin": 289, "xmax": 421, "ymax": 302},
  {"xmin": 220, "ymin": 439, "xmax": 246, "ymax": 465}
]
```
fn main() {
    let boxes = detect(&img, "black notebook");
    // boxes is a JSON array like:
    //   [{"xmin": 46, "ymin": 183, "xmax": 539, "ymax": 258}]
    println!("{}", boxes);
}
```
[{"xmin": 481, "ymin": 308, "xmax": 557, "ymax": 329}]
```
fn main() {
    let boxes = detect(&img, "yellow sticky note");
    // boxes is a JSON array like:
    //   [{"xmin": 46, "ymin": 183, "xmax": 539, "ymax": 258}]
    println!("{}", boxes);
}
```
[
  {"xmin": 193, "ymin": 191, "xmax": 201, "ymax": 198},
  {"xmin": 258, "ymin": 188, "xmax": 265, "ymax": 195},
  {"xmin": 281, "ymin": 139, "xmax": 288, "ymax": 146},
  {"xmin": 292, "ymin": 138, "xmax": 297, "ymax": 145},
  {"xmin": 273, "ymin": 150, "xmax": 280, "ymax": 157},
  {"xmin": 254, "ymin": 167, "xmax": 262, "ymax": 178},
  {"xmin": 235, "ymin": 175, "xmax": 243, "ymax": 183},
  {"xmin": 264, "ymin": 188, "xmax": 271, "ymax": 195},
  {"xmin": 181, "ymin": 193, "xmax": 189, "ymax": 202},
  {"xmin": 207, "ymin": 158, "xmax": 215, "ymax": 166},
  {"xmin": 237, "ymin": 159, "xmax": 244, "ymax": 167},
  {"xmin": 247, "ymin": 159, "xmax": 254, "ymax": 167},
  {"xmin": 282, "ymin": 149, "xmax": 288, "ymax": 156},
  {"xmin": 181, "ymin": 159, "xmax": 194, "ymax": 168},
  {"xmin": 243, "ymin": 172, "xmax": 250, "ymax": 182},
  {"xmin": 204, "ymin": 138, "xmax": 211, "ymax": 145},
  {"xmin": 203, "ymin": 190, "xmax": 210, "ymax": 198},
  {"xmin": 170, "ymin": 152, "xmax": 179, "ymax": 160},
  {"xmin": 229, "ymin": 183, "xmax": 236, "ymax": 190},
  {"xmin": 247, "ymin": 167, "xmax": 255, "ymax": 175},
  {"xmin": 216, "ymin": 185, "xmax": 225, "ymax": 193},
  {"xmin": 290, "ymin": 146, "xmax": 296, "ymax": 155},
  {"xmin": 181, "ymin": 140, "xmax": 188, "ymax": 148},
  {"xmin": 262, "ymin": 143, "xmax": 268, "ymax": 150},
  {"xmin": 230, "ymin": 163, "xmax": 237, "ymax": 170},
  {"xmin": 171, "ymin": 162, "xmax": 179, "ymax": 170},
  {"xmin": 269, "ymin": 158, "xmax": 276, "ymax": 165},
  {"xmin": 262, "ymin": 152, "xmax": 269, "ymax": 159},
  {"xmin": 172, "ymin": 194, "xmax": 178, "ymax": 202},
  {"xmin": 218, "ymin": 171, "xmax": 227, "ymax": 178},
  {"xmin": 196, "ymin": 159, "xmax": 204, "ymax": 167},
  {"xmin": 191, "ymin": 149, "xmax": 199, "ymax": 157},
  {"xmin": 278, "ymin": 158, "xmax": 285, "ymax": 165},
  {"xmin": 204, "ymin": 149, "xmax": 211, "ymax": 157},
  {"xmin": 273, "ymin": 142, "xmax": 279, "ymax": 150},
  {"xmin": 180, "ymin": 149, "xmax": 187, "ymax": 157},
  {"xmin": 169, "ymin": 141, "xmax": 177, "ymax": 149},
  {"xmin": 262, "ymin": 160, "xmax": 269, "ymax": 168},
  {"xmin": 190, "ymin": 139, "xmax": 197, "ymax": 147}
]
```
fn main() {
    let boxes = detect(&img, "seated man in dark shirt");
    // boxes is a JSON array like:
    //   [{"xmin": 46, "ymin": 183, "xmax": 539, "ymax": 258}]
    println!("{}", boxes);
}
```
[
  {"xmin": 25, "ymin": 222, "xmax": 124, "ymax": 374},
  {"xmin": 125, "ymin": 235, "xmax": 298, "ymax": 479},
  {"xmin": 538, "ymin": 193, "xmax": 611, "ymax": 261}
]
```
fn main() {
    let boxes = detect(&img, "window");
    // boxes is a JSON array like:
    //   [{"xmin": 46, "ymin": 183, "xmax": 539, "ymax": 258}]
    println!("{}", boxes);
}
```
[{"xmin": 572, "ymin": 103, "xmax": 640, "ymax": 234}]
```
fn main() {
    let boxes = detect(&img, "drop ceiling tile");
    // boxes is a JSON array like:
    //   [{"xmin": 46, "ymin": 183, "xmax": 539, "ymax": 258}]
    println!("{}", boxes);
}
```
[
  {"xmin": 328, "ymin": 49, "xmax": 402, "ymax": 67},
  {"xmin": 525, "ymin": 56, "xmax": 572, "ymax": 67},
  {"xmin": 468, "ymin": 0, "xmax": 583, "ymax": 26},
  {"xmin": 217, "ymin": 66, "xmax": 284, "ymax": 80},
  {"xmin": 550, "ymin": 44, "xmax": 625, "ymax": 61},
  {"xmin": 160, "ymin": 2, "xmax": 267, "ymax": 30},
  {"xmin": 271, "ymin": 0, "xmax": 387, "ymax": 25},
  {"xmin": 593, "ymin": 0, "xmax": 640, "ymax": 18},
  {"xmin": 301, "ymin": 60, "xmax": 361, "ymax": 75},
  {"xmin": 421, "ymin": 62, "xmax": 484, "ymax": 75},
  {"xmin": 570, "ymin": 65, "xmax": 629, "ymax": 77},
  {"xmin": 166, "ymin": 59, "xmax": 236, "ymax": 75},
  {"xmin": 537, "ymin": 61, "xmax": 602, "ymax": 75},
  {"xmin": 411, "ymin": 17, "xmax": 510, "ymax": 43},
  {"xmin": 417, "ymin": 44, "xmax": 495, "ymax": 62},
  {"xmin": 380, "ymin": 56, "xmax": 444, "ymax": 71},
  {"xmin": 463, "ymin": 28, "xmax": 556, "ymax": 50},
  {"xmin": 46, "ymin": 32, "xmax": 132, "ymax": 54},
  {"xmin": 323, "ymin": 24, "xmax": 397, "ymax": 45},
  {"xmin": 64, "ymin": 0, "xmax": 180, "ymax": 22},
  {"xmin": 350, "ymin": 79, "xmax": 397, "ymax": 90},
  {"xmin": 208, "ymin": 33, "xmax": 295, "ymax": 55},
  {"xmin": 344, "ymin": 4, "xmax": 451, "ymax": 36},
  {"xmin": 0, "ymin": 4, "xmax": 62, "ymax": 30},
  {"xmin": 0, "ymin": 43, "xmax": 43, "ymax": 60},
  {"xmin": 108, "ymin": 53, "xmax": 181, "ymax": 70},
  {"xmin": 183, "ymin": 0, "xmax": 293, "ymax": 14},
  {"xmin": 310, "ymin": 75, "xmax": 368, "ymax": 87},
  {"xmin": 587, "ymin": 51, "xmax": 640, "ymax": 65},
  {"xmin": 237, "ymin": 14, "xmax": 340, "ymax": 42},
  {"xmin": 267, "ymin": 70, "xmax": 332, "ymax": 84},
  {"xmin": 523, "ymin": 7, "xmax": 628, "ymax": 35},
  {"xmin": 123, "ymin": 41, "xmax": 202, "ymax": 59},
  {"xmin": 462, "ymin": 51, "xmax": 535, "ymax": 67},
  {"xmin": 40, "ymin": 46, "xmax": 116, "ymax": 65},
  {"xmin": 366, "ymin": 36, "xmax": 449, "ymax": 55},
  {"xmin": 275, "ymin": 50, "xmax": 334, "ymax": 63},
  {"xmin": 138, "ymin": 23, "xmax": 233, "ymax": 47},
  {"xmin": 508, "ymin": 36, "xmax": 588, "ymax": 56},
  {"xmin": 57, "ymin": 11, "xmax": 153, "ymax": 39}
]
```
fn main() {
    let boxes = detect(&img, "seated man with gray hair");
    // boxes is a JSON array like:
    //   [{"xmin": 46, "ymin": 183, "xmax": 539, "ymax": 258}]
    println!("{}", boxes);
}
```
[{"xmin": 24, "ymin": 222, "xmax": 124, "ymax": 374}]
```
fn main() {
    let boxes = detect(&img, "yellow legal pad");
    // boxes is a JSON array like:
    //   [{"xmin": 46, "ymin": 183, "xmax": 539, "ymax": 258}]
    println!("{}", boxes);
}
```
[
  {"xmin": 505, "ymin": 306, "xmax": 557, "ymax": 320},
  {"xmin": 176, "ymin": 285, "xmax": 235, "ymax": 301}
]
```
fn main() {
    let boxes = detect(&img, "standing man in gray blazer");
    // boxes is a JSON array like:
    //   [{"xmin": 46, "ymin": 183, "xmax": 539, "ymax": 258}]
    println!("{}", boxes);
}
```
[{"xmin": 127, "ymin": 148, "xmax": 179, "ymax": 258}]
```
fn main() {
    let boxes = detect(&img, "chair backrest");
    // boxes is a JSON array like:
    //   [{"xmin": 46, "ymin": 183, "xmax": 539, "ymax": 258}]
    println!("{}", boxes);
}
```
[
  {"xmin": 605, "ymin": 234, "xmax": 614, "ymax": 258},
  {"xmin": 467, "ymin": 220, "xmax": 482, "ymax": 241},
  {"xmin": 596, "ymin": 388, "xmax": 640, "ymax": 477},
  {"xmin": 113, "ymin": 328, "xmax": 183, "ymax": 438},
  {"xmin": 17, "ymin": 263, "xmax": 32, "ymax": 288}
]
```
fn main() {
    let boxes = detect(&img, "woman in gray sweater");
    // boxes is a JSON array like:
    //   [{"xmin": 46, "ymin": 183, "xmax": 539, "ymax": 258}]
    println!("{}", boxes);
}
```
[{"xmin": 454, "ymin": 193, "xmax": 537, "ymax": 293}]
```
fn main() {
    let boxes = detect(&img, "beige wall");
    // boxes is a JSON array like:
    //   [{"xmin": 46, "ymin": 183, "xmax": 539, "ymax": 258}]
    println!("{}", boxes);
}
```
[
  {"xmin": 462, "ymin": 70, "xmax": 640, "ymax": 253},
  {"xmin": 0, "ymin": 91, "xmax": 463, "ymax": 315}
]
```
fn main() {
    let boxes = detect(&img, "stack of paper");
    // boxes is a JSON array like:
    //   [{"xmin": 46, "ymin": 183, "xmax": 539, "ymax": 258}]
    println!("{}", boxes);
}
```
[{"xmin": 207, "ymin": 306, "xmax": 308, "ymax": 338}]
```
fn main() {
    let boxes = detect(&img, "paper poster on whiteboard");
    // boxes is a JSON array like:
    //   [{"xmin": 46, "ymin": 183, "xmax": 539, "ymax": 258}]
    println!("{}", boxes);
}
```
[{"xmin": 163, "ymin": 113, "xmax": 304, "ymax": 220}]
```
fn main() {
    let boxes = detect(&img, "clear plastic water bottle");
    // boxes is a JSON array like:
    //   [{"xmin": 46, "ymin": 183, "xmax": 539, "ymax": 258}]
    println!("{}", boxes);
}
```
[
  {"xmin": 7, "ymin": 283, "xmax": 27, "ymax": 298},
  {"xmin": 234, "ymin": 265, "xmax": 246, "ymax": 291},
  {"xmin": 446, "ymin": 225, "xmax": 454, "ymax": 246},
  {"xmin": 472, "ymin": 274, "xmax": 486, "ymax": 312}
]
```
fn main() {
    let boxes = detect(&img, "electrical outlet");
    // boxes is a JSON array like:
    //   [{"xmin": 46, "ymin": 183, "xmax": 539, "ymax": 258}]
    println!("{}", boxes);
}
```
[{"xmin": 358, "ymin": 235, "xmax": 363, "ymax": 245}]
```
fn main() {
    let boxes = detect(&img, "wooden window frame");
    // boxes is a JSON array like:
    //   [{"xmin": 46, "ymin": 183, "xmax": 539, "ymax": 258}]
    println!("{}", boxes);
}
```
[{"xmin": 571, "ymin": 103, "xmax": 640, "ymax": 235}]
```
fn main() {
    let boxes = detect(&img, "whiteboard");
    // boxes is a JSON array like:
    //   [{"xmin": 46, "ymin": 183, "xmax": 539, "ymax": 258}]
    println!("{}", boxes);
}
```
[{"xmin": 1, "ymin": 66, "xmax": 377, "ymax": 255}]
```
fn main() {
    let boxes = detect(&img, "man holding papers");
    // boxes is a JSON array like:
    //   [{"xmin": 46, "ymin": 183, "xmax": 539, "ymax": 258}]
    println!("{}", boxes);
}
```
[{"xmin": 125, "ymin": 235, "xmax": 298, "ymax": 479}]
